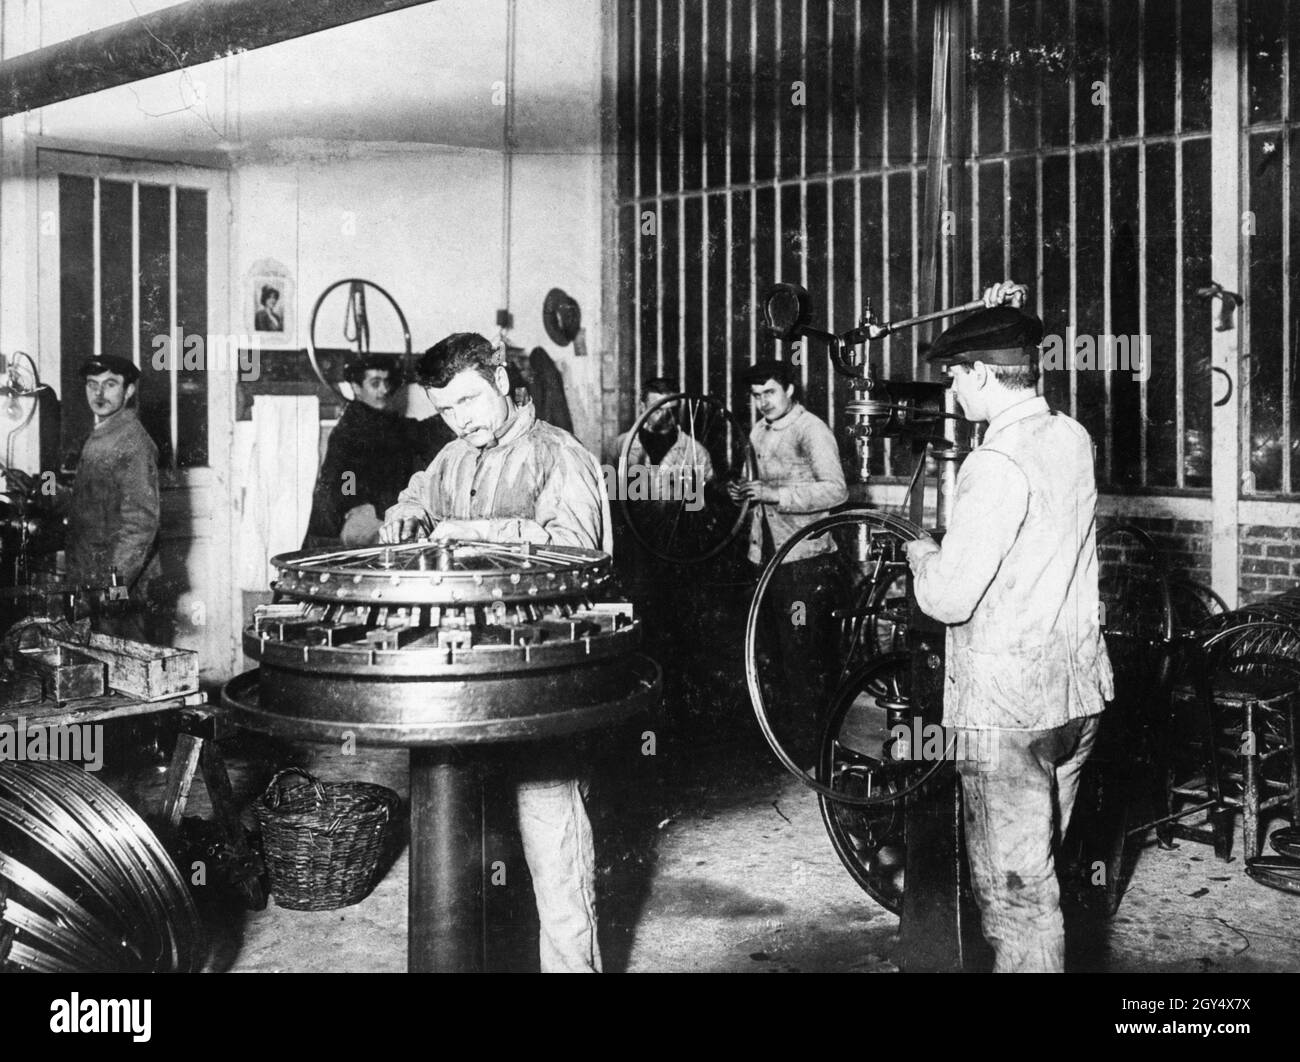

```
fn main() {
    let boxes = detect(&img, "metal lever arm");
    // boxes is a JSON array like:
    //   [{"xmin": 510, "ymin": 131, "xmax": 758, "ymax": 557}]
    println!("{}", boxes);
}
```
[{"xmin": 845, "ymin": 298, "xmax": 986, "ymax": 345}]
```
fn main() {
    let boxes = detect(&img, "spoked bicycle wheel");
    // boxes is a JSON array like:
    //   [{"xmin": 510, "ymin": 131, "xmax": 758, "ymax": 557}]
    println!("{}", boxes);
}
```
[
  {"xmin": 835, "ymin": 561, "xmax": 911, "ymax": 681},
  {"xmin": 1096, "ymin": 523, "xmax": 1174, "ymax": 685},
  {"xmin": 745, "ymin": 506, "xmax": 946, "ymax": 804},
  {"xmin": 816, "ymin": 652, "xmax": 941, "ymax": 914},
  {"xmin": 616, "ymin": 393, "xmax": 755, "ymax": 565}
]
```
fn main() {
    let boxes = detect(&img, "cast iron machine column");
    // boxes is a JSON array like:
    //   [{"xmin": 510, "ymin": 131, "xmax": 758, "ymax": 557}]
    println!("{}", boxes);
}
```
[{"xmin": 222, "ymin": 541, "xmax": 660, "ymax": 972}]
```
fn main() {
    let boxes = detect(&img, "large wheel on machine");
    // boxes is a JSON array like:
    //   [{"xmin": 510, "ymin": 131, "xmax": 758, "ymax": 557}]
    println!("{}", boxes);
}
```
[
  {"xmin": 816, "ymin": 652, "xmax": 938, "ymax": 915},
  {"xmin": 616, "ymin": 392, "xmax": 755, "ymax": 565},
  {"xmin": 744, "ymin": 506, "xmax": 945, "ymax": 804},
  {"xmin": 836, "ymin": 557, "xmax": 910, "ymax": 681}
]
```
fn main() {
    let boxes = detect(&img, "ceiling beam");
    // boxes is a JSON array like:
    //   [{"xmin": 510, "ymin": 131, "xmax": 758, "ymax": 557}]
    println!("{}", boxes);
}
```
[{"xmin": 0, "ymin": 0, "xmax": 439, "ymax": 119}]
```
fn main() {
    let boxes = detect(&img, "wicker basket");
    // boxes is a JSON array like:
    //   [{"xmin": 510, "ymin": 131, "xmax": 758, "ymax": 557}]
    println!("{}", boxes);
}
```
[{"xmin": 255, "ymin": 767, "xmax": 399, "ymax": 911}]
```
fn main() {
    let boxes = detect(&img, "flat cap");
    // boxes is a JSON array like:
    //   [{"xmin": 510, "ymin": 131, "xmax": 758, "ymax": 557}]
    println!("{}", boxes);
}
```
[
  {"xmin": 926, "ymin": 306, "xmax": 1044, "ymax": 366},
  {"xmin": 78, "ymin": 356, "xmax": 140, "ymax": 384}
]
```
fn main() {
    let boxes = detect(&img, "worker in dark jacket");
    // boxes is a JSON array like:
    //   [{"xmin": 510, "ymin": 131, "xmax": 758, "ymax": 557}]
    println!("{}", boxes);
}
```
[
  {"xmin": 303, "ymin": 354, "xmax": 453, "ymax": 548},
  {"xmin": 64, "ymin": 355, "xmax": 161, "ymax": 630}
]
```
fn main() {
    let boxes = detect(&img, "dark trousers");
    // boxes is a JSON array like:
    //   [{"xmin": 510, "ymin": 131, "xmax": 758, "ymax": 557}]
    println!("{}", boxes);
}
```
[{"xmin": 760, "ymin": 552, "xmax": 844, "ymax": 763}]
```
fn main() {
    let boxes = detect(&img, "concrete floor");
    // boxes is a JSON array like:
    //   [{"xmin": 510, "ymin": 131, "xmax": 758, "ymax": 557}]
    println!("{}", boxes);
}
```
[
  {"xmin": 136, "ymin": 728, "xmax": 1299, "ymax": 974},
  {"xmin": 134, "ymin": 560, "xmax": 1297, "ymax": 974}
]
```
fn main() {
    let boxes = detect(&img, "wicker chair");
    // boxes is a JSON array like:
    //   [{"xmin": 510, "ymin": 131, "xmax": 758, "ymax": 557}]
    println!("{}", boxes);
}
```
[{"xmin": 1164, "ymin": 618, "xmax": 1300, "ymax": 861}]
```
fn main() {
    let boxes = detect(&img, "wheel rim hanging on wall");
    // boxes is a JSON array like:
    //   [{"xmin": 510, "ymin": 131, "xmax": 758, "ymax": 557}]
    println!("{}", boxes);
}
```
[
  {"xmin": 616, "ymin": 392, "xmax": 756, "ymax": 565},
  {"xmin": 744, "ymin": 506, "xmax": 949, "ymax": 805},
  {"xmin": 306, "ymin": 278, "xmax": 413, "ymax": 401}
]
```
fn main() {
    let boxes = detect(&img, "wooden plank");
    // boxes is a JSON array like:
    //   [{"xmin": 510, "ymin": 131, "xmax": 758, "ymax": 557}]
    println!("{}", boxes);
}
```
[
  {"xmin": 0, "ymin": 690, "xmax": 207, "ymax": 729},
  {"xmin": 160, "ymin": 733, "xmax": 204, "ymax": 831}
]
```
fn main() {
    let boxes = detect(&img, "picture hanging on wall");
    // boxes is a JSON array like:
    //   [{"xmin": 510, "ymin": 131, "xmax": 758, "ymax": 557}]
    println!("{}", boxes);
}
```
[{"xmin": 248, "ymin": 259, "xmax": 294, "ymax": 347}]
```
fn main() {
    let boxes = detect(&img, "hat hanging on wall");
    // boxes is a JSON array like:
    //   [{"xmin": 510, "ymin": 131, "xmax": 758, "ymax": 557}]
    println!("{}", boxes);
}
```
[{"xmin": 542, "ymin": 288, "xmax": 582, "ymax": 347}]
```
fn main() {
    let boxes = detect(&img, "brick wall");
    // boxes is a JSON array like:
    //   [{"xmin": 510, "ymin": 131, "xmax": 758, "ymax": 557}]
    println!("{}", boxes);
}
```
[
  {"xmin": 1240, "ymin": 525, "xmax": 1300, "ymax": 601},
  {"xmin": 1098, "ymin": 517, "xmax": 1211, "ymax": 586},
  {"xmin": 1098, "ymin": 515, "xmax": 1300, "ymax": 604}
]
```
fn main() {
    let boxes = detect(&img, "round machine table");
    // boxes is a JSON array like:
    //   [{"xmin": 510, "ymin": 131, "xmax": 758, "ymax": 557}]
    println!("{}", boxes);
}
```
[{"xmin": 223, "ymin": 541, "xmax": 661, "ymax": 972}]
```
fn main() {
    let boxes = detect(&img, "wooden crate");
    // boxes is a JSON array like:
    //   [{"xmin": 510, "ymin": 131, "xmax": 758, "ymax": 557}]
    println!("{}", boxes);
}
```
[
  {"xmin": 53, "ymin": 632, "xmax": 198, "ymax": 700},
  {"xmin": 17, "ymin": 646, "xmax": 107, "ymax": 702}
]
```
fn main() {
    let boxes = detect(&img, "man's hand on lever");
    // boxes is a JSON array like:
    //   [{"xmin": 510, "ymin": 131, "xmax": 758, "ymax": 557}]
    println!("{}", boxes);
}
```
[{"xmin": 981, "ymin": 280, "xmax": 1028, "ymax": 309}]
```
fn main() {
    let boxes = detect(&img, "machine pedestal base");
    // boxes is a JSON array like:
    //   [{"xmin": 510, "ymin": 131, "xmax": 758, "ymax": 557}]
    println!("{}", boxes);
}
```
[{"xmin": 408, "ymin": 747, "xmax": 485, "ymax": 973}]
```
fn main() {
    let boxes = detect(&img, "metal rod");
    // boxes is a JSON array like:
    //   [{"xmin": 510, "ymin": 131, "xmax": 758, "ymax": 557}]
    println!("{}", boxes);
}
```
[{"xmin": 883, "ymin": 297, "xmax": 984, "ymax": 333}]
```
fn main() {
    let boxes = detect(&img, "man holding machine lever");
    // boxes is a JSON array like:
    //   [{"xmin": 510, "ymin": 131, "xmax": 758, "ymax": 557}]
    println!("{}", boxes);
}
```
[
  {"xmin": 904, "ymin": 280, "xmax": 1113, "ymax": 973},
  {"xmin": 379, "ymin": 332, "xmax": 609, "ymax": 973}
]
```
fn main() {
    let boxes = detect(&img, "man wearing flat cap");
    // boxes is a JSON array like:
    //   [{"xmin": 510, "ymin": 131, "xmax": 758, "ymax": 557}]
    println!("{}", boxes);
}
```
[
  {"xmin": 904, "ymin": 280, "xmax": 1113, "ymax": 973},
  {"xmin": 64, "ymin": 355, "xmax": 161, "ymax": 634}
]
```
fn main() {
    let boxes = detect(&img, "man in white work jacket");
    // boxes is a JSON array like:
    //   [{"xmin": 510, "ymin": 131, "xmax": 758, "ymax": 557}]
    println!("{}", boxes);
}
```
[{"xmin": 905, "ymin": 281, "xmax": 1114, "ymax": 973}]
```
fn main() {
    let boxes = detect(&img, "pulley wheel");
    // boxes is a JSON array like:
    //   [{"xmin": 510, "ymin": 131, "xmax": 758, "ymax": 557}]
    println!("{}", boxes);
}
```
[{"xmin": 306, "ymin": 278, "xmax": 413, "ymax": 402}]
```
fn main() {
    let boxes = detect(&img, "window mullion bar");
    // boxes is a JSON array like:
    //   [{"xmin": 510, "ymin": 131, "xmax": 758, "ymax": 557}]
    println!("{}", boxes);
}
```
[
  {"xmin": 1174, "ymin": 0, "xmax": 1185, "ymax": 488},
  {"xmin": 701, "ymin": 3, "xmax": 709, "ymax": 396},
  {"xmin": 1138, "ymin": 0, "xmax": 1148, "ymax": 487},
  {"xmin": 677, "ymin": 0, "xmax": 685, "ymax": 388},
  {"xmin": 1102, "ymin": 1, "xmax": 1113, "ymax": 486},
  {"xmin": 1281, "ymin": 0, "xmax": 1292, "ymax": 494},
  {"xmin": 724, "ymin": 0, "xmax": 733, "ymax": 406},
  {"xmin": 880, "ymin": 0, "xmax": 890, "ymax": 471},
  {"xmin": 169, "ymin": 183, "xmax": 179, "ymax": 467},
  {"xmin": 632, "ymin": 0, "xmax": 642, "ymax": 396},
  {"xmin": 132, "ymin": 183, "xmax": 140, "ymax": 371},
  {"xmin": 655, "ymin": 0, "xmax": 663, "ymax": 375},
  {"xmin": 92, "ymin": 178, "xmax": 102, "ymax": 359},
  {"xmin": 748, "ymin": 0, "xmax": 757, "ymax": 376},
  {"xmin": 800, "ymin": 0, "xmax": 809, "ymax": 398}
]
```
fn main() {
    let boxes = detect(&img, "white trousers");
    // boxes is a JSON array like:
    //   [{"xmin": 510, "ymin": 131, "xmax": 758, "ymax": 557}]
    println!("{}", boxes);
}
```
[{"xmin": 515, "ymin": 777, "xmax": 602, "ymax": 973}]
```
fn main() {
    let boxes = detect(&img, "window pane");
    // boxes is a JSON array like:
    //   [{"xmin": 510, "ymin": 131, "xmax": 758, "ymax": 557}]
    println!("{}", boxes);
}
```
[
  {"xmin": 1182, "ymin": 136, "xmax": 1212, "ymax": 489},
  {"xmin": 99, "ymin": 180, "xmax": 134, "ymax": 367},
  {"xmin": 137, "ymin": 183, "xmax": 173, "ymax": 467},
  {"xmin": 1247, "ymin": 131, "xmax": 1285, "ymax": 493},
  {"xmin": 58, "ymin": 175, "xmax": 95, "ymax": 458},
  {"xmin": 176, "ymin": 187, "xmax": 208, "ymax": 468},
  {"xmin": 1145, "ymin": 142, "xmax": 1178, "ymax": 488}
]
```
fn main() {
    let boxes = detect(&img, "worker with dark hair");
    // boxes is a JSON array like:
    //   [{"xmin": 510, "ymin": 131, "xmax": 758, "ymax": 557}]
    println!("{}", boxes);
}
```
[
  {"xmin": 65, "ymin": 355, "xmax": 161, "ymax": 635},
  {"xmin": 905, "ymin": 280, "xmax": 1113, "ymax": 972},
  {"xmin": 381, "ymin": 331, "xmax": 610, "ymax": 972},
  {"xmin": 303, "ymin": 353, "xmax": 452, "ymax": 548},
  {"xmin": 610, "ymin": 375, "xmax": 715, "ymax": 486},
  {"xmin": 728, "ymin": 358, "xmax": 847, "ymax": 762}
]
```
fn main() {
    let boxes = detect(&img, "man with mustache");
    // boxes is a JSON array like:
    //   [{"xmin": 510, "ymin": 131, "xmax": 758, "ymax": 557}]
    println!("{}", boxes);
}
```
[
  {"xmin": 380, "ymin": 332, "xmax": 609, "ymax": 972},
  {"xmin": 65, "ymin": 355, "xmax": 161, "ymax": 636}
]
